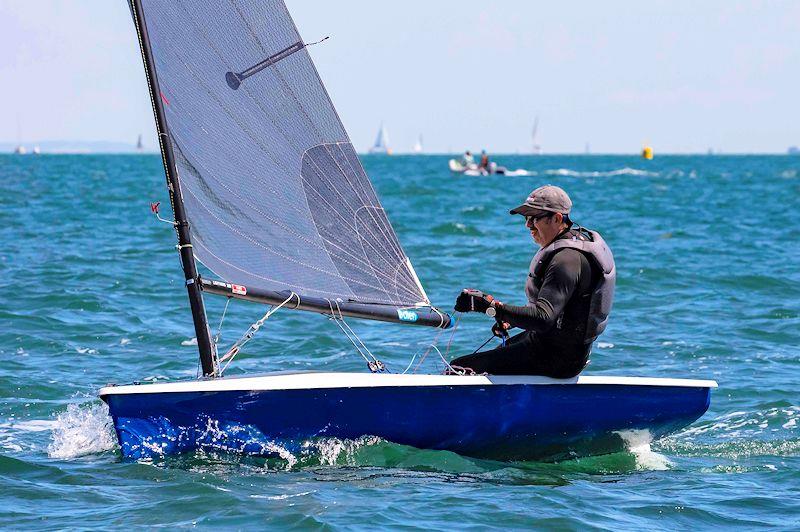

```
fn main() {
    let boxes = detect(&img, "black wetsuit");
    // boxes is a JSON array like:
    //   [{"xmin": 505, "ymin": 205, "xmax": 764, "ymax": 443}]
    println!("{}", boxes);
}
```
[{"xmin": 450, "ymin": 230, "xmax": 598, "ymax": 378}]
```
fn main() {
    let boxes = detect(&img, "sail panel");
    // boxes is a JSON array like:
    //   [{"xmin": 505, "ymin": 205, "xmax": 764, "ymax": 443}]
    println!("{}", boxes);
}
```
[{"xmin": 139, "ymin": 0, "xmax": 428, "ymax": 307}]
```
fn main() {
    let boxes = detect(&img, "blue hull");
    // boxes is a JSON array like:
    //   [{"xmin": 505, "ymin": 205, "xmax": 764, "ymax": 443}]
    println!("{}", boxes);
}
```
[{"xmin": 102, "ymin": 376, "xmax": 713, "ymax": 461}]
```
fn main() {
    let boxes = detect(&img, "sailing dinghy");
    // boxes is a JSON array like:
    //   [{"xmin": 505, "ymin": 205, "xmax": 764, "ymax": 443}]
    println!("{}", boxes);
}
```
[{"xmin": 101, "ymin": 0, "xmax": 716, "ymax": 461}]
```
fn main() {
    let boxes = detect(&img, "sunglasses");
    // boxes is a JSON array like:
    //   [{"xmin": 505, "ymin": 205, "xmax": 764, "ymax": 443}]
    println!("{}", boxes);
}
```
[{"xmin": 525, "ymin": 213, "xmax": 552, "ymax": 225}]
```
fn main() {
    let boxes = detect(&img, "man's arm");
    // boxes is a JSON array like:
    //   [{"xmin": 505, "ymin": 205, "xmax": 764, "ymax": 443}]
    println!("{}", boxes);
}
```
[{"xmin": 495, "ymin": 249, "xmax": 584, "ymax": 333}]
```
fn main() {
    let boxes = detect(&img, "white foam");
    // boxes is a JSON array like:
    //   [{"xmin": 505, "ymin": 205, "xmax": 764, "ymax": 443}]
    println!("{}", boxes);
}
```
[
  {"xmin": 302, "ymin": 435, "xmax": 383, "ymax": 466},
  {"xmin": 616, "ymin": 428, "xmax": 672, "ymax": 470},
  {"xmin": 544, "ymin": 167, "xmax": 658, "ymax": 178},
  {"xmin": 503, "ymin": 169, "xmax": 534, "ymax": 176},
  {"xmin": 1, "ymin": 419, "xmax": 55, "ymax": 432},
  {"xmin": 251, "ymin": 490, "xmax": 315, "ymax": 500},
  {"xmin": 47, "ymin": 402, "xmax": 117, "ymax": 459},
  {"xmin": 181, "ymin": 337, "xmax": 198, "ymax": 346}
]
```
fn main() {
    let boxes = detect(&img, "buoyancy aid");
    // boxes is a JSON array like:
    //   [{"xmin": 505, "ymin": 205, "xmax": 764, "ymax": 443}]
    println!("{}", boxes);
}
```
[{"xmin": 524, "ymin": 227, "xmax": 615, "ymax": 343}]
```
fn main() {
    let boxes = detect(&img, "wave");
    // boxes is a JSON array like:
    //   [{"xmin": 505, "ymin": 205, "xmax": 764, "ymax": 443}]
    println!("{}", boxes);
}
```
[
  {"xmin": 655, "ymin": 406, "xmax": 800, "ymax": 461},
  {"xmin": 544, "ymin": 167, "xmax": 658, "ymax": 177}
]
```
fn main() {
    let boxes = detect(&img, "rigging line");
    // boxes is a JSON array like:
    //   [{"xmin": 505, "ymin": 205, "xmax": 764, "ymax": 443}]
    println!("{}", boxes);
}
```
[
  {"xmin": 433, "ymin": 345, "xmax": 459, "ymax": 374},
  {"xmin": 213, "ymin": 296, "xmax": 232, "ymax": 347},
  {"xmin": 410, "ymin": 324, "xmax": 447, "ymax": 374},
  {"xmin": 326, "ymin": 299, "xmax": 373, "ymax": 366},
  {"xmin": 470, "ymin": 335, "xmax": 496, "ymax": 355},
  {"xmin": 443, "ymin": 314, "xmax": 461, "ymax": 359},
  {"xmin": 218, "ymin": 292, "xmax": 296, "ymax": 374},
  {"xmin": 327, "ymin": 299, "xmax": 387, "ymax": 373},
  {"xmin": 332, "ymin": 299, "xmax": 380, "ymax": 365}
]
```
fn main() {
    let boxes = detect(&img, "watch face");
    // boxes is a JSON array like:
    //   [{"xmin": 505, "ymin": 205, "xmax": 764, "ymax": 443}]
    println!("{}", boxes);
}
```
[{"xmin": 486, "ymin": 306, "xmax": 496, "ymax": 317}]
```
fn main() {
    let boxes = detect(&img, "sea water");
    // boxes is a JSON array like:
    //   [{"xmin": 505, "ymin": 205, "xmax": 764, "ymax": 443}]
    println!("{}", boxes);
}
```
[{"xmin": 0, "ymin": 154, "xmax": 798, "ymax": 528}]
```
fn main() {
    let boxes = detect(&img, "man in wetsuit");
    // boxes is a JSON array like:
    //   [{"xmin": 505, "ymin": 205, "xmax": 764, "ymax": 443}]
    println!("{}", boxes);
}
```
[{"xmin": 450, "ymin": 185, "xmax": 615, "ymax": 378}]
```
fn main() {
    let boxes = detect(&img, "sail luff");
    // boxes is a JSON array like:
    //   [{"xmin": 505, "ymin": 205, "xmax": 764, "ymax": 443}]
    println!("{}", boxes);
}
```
[{"xmin": 129, "ymin": 0, "xmax": 217, "ymax": 376}]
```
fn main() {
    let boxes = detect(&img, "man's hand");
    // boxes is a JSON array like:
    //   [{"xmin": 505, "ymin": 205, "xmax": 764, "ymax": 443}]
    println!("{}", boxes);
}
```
[
  {"xmin": 491, "ymin": 321, "xmax": 511, "ymax": 338},
  {"xmin": 454, "ymin": 288, "xmax": 496, "ymax": 313}
]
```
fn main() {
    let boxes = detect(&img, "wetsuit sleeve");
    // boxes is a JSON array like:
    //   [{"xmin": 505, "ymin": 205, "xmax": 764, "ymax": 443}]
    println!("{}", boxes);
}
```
[{"xmin": 496, "ymin": 249, "xmax": 583, "ymax": 333}]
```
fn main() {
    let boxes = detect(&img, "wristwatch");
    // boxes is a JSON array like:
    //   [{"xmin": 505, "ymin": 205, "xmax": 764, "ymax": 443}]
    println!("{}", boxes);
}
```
[{"xmin": 485, "ymin": 304, "xmax": 497, "ymax": 318}]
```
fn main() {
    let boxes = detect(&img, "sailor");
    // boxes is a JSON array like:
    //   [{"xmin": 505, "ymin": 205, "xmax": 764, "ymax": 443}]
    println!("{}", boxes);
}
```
[{"xmin": 450, "ymin": 185, "xmax": 615, "ymax": 378}]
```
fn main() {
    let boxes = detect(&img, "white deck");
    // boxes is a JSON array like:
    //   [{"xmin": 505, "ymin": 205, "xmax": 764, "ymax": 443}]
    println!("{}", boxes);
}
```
[{"xmin": 99, "ymin": 371, "xmax": 718, "ymax": 396}]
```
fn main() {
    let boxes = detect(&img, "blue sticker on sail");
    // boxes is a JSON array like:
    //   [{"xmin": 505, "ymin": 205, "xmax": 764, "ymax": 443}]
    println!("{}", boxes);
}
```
[{"xmin": 397, "ymin": 309, "xmax": 418, "ymax": 322}]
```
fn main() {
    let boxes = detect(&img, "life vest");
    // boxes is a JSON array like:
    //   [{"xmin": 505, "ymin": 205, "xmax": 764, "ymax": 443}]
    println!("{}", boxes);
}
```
[{"xmin": 524, "ymin": 227, "xmax": 615, "ymax": 343}]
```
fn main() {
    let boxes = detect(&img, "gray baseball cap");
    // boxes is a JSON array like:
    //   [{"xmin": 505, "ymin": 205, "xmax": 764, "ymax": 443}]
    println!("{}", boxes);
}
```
[{"xmin": 509, "ymin": 185, "xmax": 572, "ymax": 216}]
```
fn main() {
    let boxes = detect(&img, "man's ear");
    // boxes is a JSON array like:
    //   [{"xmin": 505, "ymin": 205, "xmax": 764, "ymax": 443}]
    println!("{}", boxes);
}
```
[{"xmin": 553, "ymin": 212, "xmax": 563, "ymax": 224}]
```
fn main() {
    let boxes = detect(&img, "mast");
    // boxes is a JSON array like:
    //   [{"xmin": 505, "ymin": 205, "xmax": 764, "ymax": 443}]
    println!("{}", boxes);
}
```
[{"xmin": 129, "ymin": 0, "xmax": 217, "ymax": 377}]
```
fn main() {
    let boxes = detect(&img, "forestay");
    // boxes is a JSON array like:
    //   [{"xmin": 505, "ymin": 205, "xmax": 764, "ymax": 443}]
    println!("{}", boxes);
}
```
[{"xmin": 138, "ymin": 0, "xmax": 429, "ymax": 308}]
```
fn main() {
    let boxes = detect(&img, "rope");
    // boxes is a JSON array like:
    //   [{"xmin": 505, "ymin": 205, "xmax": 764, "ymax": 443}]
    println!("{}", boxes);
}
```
[
  {"xmin": 409, "ymin": 313, "xmax": 461, "ymax": 374},
  {"xmin": 326, "ymin": 299, "xmax": 386, "ymax": 372},
  {"xmin": 214, "ymin": 297, "xmax": 232, "ymax": 347},
  {"xmin": 218, "ymin": 292, "xmax": 296, "ymax": 375}
]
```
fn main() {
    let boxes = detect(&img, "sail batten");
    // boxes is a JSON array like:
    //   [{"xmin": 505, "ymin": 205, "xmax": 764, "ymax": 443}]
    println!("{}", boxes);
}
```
[{"xmin": 138, "ymin": 0, "xmax": 433, "ymax": 312}]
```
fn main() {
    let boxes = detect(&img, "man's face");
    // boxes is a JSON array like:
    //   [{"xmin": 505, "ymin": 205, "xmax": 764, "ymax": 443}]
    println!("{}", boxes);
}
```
[{"xmin": 525, "ymin": 211, "xmax": 562, "ymax": 247}]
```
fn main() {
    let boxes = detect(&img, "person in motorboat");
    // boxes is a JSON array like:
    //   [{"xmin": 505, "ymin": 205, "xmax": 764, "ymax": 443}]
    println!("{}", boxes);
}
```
[
  {"xmin": 478, "ymin": 150, "xmax": 490, "ymax": 171},
  {"xmin": 450, "ymin": 185, "xmax": 615, "ymax": 377},
  {"xmin": 473, "ymin": 150, "xmax": 509, "ymax": 175},
  {"xmin": 461, "ymin": 150, "xmax": 475, "ymax": 167}
]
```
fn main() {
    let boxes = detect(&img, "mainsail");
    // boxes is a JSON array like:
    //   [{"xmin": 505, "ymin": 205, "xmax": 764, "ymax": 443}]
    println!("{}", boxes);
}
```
[{"xmin": 133, "ymin": 0, "xmax": 438, "ymax": 316}]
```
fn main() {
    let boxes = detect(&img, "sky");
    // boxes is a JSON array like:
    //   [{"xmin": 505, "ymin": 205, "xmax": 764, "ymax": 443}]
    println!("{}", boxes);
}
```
[{"xmin": 0, "ymin": 1, "xmax": 798, "ymax": 154}]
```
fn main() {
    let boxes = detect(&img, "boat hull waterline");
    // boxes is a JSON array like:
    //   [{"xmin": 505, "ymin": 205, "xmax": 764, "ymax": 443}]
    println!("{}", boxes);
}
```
[{"xmin": 100, "ymin": 373, "xmax": 716, "ymax": 461}]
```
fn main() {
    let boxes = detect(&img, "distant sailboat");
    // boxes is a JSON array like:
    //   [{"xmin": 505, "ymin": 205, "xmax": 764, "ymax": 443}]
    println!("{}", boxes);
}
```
[
  {"xmin": 412, "ymin": 134, "xmax": 423, "ymax": 154},
  {"xmin": 531, "ymin": 116, "xmax": 542, "ymax": 155},
  {"xmin": 369, "ymin": 123, "xmax": 392, "ymax": 154},
  {"xmin": 32, "ymin": 145, "xmax": 41, "ymax": 155},
  {"xmin": 136, "ymin": 134, "xmax": 144, "ymax": 151},
  {"xmin": 13, "ymin": 117, "xmax": 27, "ymax": 155}
]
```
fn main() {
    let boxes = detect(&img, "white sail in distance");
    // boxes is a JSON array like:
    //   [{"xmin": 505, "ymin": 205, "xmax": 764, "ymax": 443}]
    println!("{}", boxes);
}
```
[{"xmin": 369, "ymin": 123, "xmax": 392, "ymax": 154}]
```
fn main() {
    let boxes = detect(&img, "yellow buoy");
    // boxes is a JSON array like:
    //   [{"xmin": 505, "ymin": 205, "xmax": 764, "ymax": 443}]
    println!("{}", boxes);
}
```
[{"xmin": 642, "ymin": 146, "xmax": 654, "ymax": 160}]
